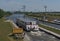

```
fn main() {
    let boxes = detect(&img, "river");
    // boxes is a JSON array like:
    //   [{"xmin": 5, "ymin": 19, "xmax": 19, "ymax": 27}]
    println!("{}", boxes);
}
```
[
  {"xmin": 5, "ymin": 14, "xmax": 60, "ymax": 41},
  {"xmin": 6, "ymin": 14, "xmax": 60, "ymax": 29}
]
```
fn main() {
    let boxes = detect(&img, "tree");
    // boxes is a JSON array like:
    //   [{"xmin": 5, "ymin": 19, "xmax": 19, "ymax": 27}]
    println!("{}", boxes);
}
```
[
  {"xmin": 0, "ymin": 9, "xmax": 5, "ymax": 18},
  {"xmin": 0, "ymin": 9, "xmax": 12, "ymax": 18}
]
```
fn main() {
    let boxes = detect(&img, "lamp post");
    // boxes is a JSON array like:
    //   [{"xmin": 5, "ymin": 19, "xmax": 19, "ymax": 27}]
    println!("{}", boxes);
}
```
[
  {"xmin": 23, "ymin": 5, "xmax": 26, "ymax": 12},
  {"xmin": 21, "ymin": 5, "xmax": 26, "ymax": 12},
  {"xmin": 43, "ymin": 5, "xmax": 47, "ymax": 21},
  {"xmin": 44, "ymin": 5, "xmax": 47, "ymax": 12}
]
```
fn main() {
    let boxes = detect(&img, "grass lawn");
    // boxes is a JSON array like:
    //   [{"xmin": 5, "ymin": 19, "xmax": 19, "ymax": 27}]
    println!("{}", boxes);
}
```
[
  {"xmin": 0, "ymin": 18, "xmax": 24, "ymax": 41},
  {"xmin": 39, "ymin": 24, "xmax": 60, "ymax": 34},
  {"xmin": 0, "ymin": 18, "xmax": 13, "ymax": 41}
]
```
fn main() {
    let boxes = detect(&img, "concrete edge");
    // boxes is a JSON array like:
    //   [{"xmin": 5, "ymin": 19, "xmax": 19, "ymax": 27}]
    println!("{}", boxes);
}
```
[{"xmin": 39, "ymin": 26, "xmax": 60, "ymax": 39}]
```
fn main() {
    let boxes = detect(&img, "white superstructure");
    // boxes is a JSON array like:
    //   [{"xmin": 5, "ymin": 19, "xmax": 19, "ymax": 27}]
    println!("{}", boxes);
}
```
[{"xmin": 26, "ymin": 21, "xmax": 39, "ymax": 31}]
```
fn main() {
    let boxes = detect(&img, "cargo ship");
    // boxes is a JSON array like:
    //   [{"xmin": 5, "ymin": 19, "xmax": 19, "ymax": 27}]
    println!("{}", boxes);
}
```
[{"xmin": 16, "ymin": 16, "xmax": 39, "ymax": 32}]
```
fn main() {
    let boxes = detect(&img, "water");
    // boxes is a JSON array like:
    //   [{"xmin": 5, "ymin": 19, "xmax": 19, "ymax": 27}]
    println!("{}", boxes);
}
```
[
  {"xmin": 27, "ymin": 16, "xmax": 60, "ymax": 29},
  {"xmin": 5, "ymin": 14, "xmax": 60, "ymax": 41},
  {"xmin": 6, "ymin": 14, "xmax": 60, "ymax": 29},
  {"xmin": 38, "ymin": 20, "xmax": 60, "ymax": 29},
  {"xmin": 6, "ymin": 14, "xmax": 25, "ymax": 23}
]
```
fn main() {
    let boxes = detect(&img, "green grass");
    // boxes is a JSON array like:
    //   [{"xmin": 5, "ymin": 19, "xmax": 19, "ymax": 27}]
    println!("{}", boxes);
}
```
[
  {"xmin": 39, "ymin": 24, "xmax": 60, "ymax": 34},
  {"xmin": 0, "ymin": 18, "xmax": 24, "ymax": 41},
  {"xmin": 0, "ymin": 18, "xmax": 12, "ymax": 41}
]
